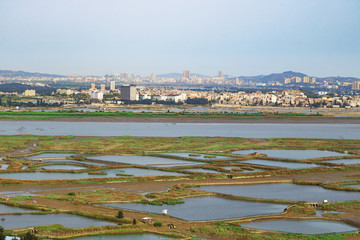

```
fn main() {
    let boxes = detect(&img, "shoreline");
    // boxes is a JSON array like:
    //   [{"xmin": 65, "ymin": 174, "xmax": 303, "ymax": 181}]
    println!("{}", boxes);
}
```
[{"xmin": 0, "ymin": 116, "xmax": 360, "ymax": 124}]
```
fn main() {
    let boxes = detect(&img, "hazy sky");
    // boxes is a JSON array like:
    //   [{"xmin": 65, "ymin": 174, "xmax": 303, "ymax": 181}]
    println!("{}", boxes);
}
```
[{"xmin": 0, "ymin": 0, "xmax": 359, "ymax": 77}]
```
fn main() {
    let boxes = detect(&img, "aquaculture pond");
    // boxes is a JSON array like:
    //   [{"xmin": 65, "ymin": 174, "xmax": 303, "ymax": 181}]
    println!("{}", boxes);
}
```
[
  {"xmin": 102, "ymin": 196, "xmax": 288, "ymax": 221},
  {"xmin": 26, "ymin": 153, "xmax": 76, "ymax": 159},
  {"xmin": 38, "ymin": 165, "xmax": 87, "ymax": 171},
  {"xmin": 232, "ymin": 150, "xmax": 350, "ymax": 160},
  {"xmin": 193, "ymin": 183, "xmax": 360, "ymax": 202},
  {"xmin": 235, "ymin": 159, "xmax": 319, "ymax": 169},
  {"xmin": 0, "ymin": 163, "xmax": 8, "ymax": 170},
  {"xmin": 41, "ymin": 159, "xmax": 108, "ymax": 166},
  {"xmin": 0, "ymin": 213, "xmax": 117, "ymax": 229},
  {"xmin": 87, "ymin": 155, "xmax": 203, "ymax": 168},
  {"xmin": 74, "ymin": 234, "xmax": 172, "ymax": 240},
  {"xmin": 323, "ymin": 159, "xmax": 360, "ymax": 165},
  {"xmin": 0, "ymin": 168, "xmax": 182, "ymax": 180},
  {"xmin": 0, "ymin": 204, "xmax": 36, "ymax": 213},
  {"xmin": 101, "ymin": 168, "xmax": 184, "ymax": 177},
  {"xmin": 181, "ymin": 168, "xmax": 222, "ymax": 174},
  {"xmin": 221, "ymin": 166, "xmax": 263, "ymax": 173},
  {"xmin": 158, "ymin": 152, "xmax": 231, "ymax": 160},
  {"xmin": 241, "ymin": 220, "xmax": 358, "ymax": 234}
]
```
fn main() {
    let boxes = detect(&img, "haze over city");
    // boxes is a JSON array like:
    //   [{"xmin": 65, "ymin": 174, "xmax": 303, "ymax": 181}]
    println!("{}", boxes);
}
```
[{"xmin": 1, "ymin": 0, "xmax": 359, "ymax": 77}]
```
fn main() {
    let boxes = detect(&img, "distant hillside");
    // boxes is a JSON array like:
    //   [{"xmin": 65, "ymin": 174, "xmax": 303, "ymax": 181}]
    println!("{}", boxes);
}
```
[
  {"xmin": 0, "ymin": 83, "xmax": 54, "ymax": 94},
  {"xmin": 0, "ymin": 70, "xmax": 65, "ymax": 78},
  {"xmin": 237, "ymin": 71, "xmax": 360, "ymax": 83},
  {"xmin": 158, "ymin": 73, "xmax": 210, "ymax": 78}
]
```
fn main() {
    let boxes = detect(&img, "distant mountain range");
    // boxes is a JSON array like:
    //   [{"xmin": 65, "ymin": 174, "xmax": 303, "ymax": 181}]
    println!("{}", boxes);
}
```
[
  {"xmin": 1, "ymin": 70, "xmax": 359, "ymax": 83},
  {"xmin": 0, "ymin": 70, "xmax": 65, "ymax": 78}
]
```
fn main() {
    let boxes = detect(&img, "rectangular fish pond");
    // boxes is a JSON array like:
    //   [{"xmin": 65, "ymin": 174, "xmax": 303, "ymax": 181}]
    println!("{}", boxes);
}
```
[
  {"xmin": 0, "ymin": 204, "xmax": 37, "ymax": 213},
  {"xmin": 241, "ymin": 220, "xmax": 358, "ymax": 234},
  {"xmin": 38, "ymin": 165, "xmax": 88, "ymax": 171},
  {"xmin": 0, "ymin": 213, "xmax": 117, "ymax": 229},
  {"xmin": 101, "ymin": 196, "xmax": 288, "ymax": 221},
  {"xmin": 232, "ymin": 150, "xmax": 351, "ymax": 160},
  {"xmin": 193, "ymin": 183, "xmax": 360, "ymax": 202},
  {"xmin": 87, "ymin": 155, "xmax": 204, "ymax": 168},
  {"xmin": 73, "ymin": 234, "xmax": 172, "ymax": 240},
  {"xmin": 158, "ymin": 152, "xmax": 231, "ymax": 160},
  {"xmin": 235, "ymin": 159, "xmax": 320, "ymax": 169},
  {"xmin": 26, "ymin": 153, "xmax": 76, "ymax": 159},
  {"xmin": 323, "ymin": 159, "xmax": 360, "ymax": 165},
  {"xmin": 0, "ymin": 168, "xmax": 183, "ymax": 180}
]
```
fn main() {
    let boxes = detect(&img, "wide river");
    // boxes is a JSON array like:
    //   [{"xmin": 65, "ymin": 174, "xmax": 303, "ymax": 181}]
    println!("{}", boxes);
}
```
[{"xmin": 0, "ymin": 121, "xmax": 359, "ymax": 139}]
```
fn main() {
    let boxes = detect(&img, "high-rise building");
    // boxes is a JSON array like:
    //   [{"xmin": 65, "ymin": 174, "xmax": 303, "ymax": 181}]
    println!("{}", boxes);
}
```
[
  {"xmin": 295, "ymin": 77, "xmax": 302, "ymax": 83},
  {"xmin": 311, "ymin": 77, "xmax": 317, "ymax": 84},
  {"xmin": 183, "ymin": 70, "xmax": 190, "ymax": 79},
  {"xmin": 121, "ymin": 85, "xmax": 138, "ymax": 101},
  {"xmin": 110, "ymin": 81, "xmax": 116, "ymax": 91},
  {"xmin": 352, "ymin": 81, "xmax": 360, "ymax": 90},
  {"xmin": 100, "ymin": 84, "xmax": 106, "ymax": 92},
  {"xmin": 90, "ymin": 83, "xmax": 96, "ymax": 90},
  {"xmin": 303, "ymin": 76, "xmax": 310, "ymax": 83},
  {"xmin": 151, "ymin": 73, "xmax": 157, "ymax": 81},
  {"xmin": 218, "ymin": 71, "xmax": 224, "ymax": 78}
]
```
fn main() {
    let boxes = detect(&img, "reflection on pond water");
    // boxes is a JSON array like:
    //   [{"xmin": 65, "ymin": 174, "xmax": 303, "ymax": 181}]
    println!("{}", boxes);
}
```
[
  {"xmin": 241, "ymin": 220, "xmax": 358, "ymax": 234},
  {"xmin": 0, "ymin": 213, "xmax": 116, "ymax": 229},
  {"xmin": 102, "ymin": 196, "xmax": 288, "ymax": 221},
  {"xmin": 235, "ymin": 159, "xmax": 319, "ymax": 169},
  {"xmin": 193, "ymin": 183, "xmax": 360, "ymax": 202},
  {"xmin": 232, "ymin": 150, "xmax": 350, "ymax": 160}
]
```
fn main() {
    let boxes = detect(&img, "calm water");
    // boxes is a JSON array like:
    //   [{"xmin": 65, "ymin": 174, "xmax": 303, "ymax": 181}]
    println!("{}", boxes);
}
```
[
  {"xmin": 0, "ymin": 204, "xmax": 35, "ymax": 213},
  {"xmin": 40, "ymin": 159, "xmax": 108, "ymax": 166},
  {"xmin": 232, "ymin": 150, "xmax": 350, "ymax": 160},
  {"xmin": 102, "ymin": 196, "xmax": 288, "ymax": 221},
  {"xmin": 1, "ymin": 121, "xmax": 359, "ymax": 139},
  {"xmin": 181, "ymin": 168, "xmax": 222, "ymax": 174},
  {"xmin": 241, "ymin": 220, "xmax": 358, "ymax": 234},
  {"xmin": 88, "ymin": 155, "xmax": 203, "ymax": 168},
  {"xmin": 0, "ymin": 213, "xmax": 116, "ymax": 229},
  {"xmin": 221, "ymin": 166, "xmax": 263, "ymax": 173},
  {"xmin": 323, "ymin": 159, "xmax": 360, "ymax": 165},
  {"xmin": 74, "ymin": 234, "xmax": 171, "ymax": 240},
  {"xmin": 0, "ymin": 168, "xmax": 182, "ymax": 180},
  {"xmin": 39, "ymin": 165, "xmax": 87, "ymax": 170},
  {"xmin": 193, "ymin": 184, "xmax": 360, "ymax": 202},
  {"xmin": 0, "ymin": 163, "xmax": 9, "ymax": 170},
  {"xmin": 26, "ymin": 153, "xmax": 75, "ymax": 159},
  {"xmin": 158, "ymin": 152, "xmax": 231, "ymax": 160},
  {"xmin": 236, "ymin": 159, "xmax": 319, "ymax": 169}
]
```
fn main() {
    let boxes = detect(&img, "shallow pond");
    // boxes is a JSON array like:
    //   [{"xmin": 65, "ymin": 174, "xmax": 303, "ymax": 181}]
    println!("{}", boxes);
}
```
[
  {"xmin": 193, "ymin": 183, "xmax": 360, "ymax": 202},
  {"xmin": 0, "ymin": 163, "xmax": 9, "ymax": 170},
  {"xmin": 73, "ymin": 234, "xmax": 172, "ymax": 240},
  {"xmin": 0, "ymin": 168, "xmax": 182, "ymax": 180},
  {"xmin": 39, "ymin": 165, "xmax": 87, "ymax": 171},
  {"xmin": 26, "ymin": 153, "xmax": 76, "ymax": 159},
  {"xmin": 2, "ymin": 121, "xmax": 360, "ymax": 139},
  {"xmin": 181, "ymin": 168, "xmax": 222, "ymax": 174},
  {"xmin": 323, "ymin": 159, "xmax": 360, "ymax": 165},
  {"xmin": 158, "ymin": 152, "xmax": 231, "ymax": 160},
  {"xmin": 0, "ymin": 204, "xmax": 36, "ymax": 213},
  {"xmin": 241, "ymin": 220, "xmax": 357, "ymax": 234},
  {"xmin": 102, "ymin": 196, "xmax": 288, "ymax": 221},
  {"xmin": 0, "ymin": 213, "xmax": 116, "ymax": 229},
  {"xmin": 101, "ymin": 168, "xmax": 184, "ymax": 177},
  {"xmin": 235, "ymin": 159, "xmax": 319, "ymax": 169},
  {"xmin": 221, "ymin": 166, "xmax": 263, "ymax": 173},
  {"xmin": 41, "ymin": 159, "xmax": 108, "ymax": 166},
  {"xmin": 88, "ymin": 155, "xmax": 203, "ymax": 168},
  {"xmin": 232, "ymin": 150, "xmax": 350, "ymax": 160}
]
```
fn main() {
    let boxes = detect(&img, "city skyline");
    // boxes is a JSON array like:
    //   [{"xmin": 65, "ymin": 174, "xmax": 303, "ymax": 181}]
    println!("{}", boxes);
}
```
[{"xmin": 0, "ymin": 0, "xmax": 359, "ymax": 77}]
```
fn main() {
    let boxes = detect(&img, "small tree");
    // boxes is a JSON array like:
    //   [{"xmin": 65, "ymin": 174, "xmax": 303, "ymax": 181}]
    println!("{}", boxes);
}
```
[
  {"xmin": 117, "ymin": 210, "xmax": 123, "ymax": 219},
  {"xmin": 153, "ymin": 222, "xmax": 162, "ymax": 227},
  {"xmin": 21, "ymin": 231, "xmax": 38, "ymax": 240},
  {"xmin": 132, "ymin": 219, "xmax": 137, "ymax": 225}
]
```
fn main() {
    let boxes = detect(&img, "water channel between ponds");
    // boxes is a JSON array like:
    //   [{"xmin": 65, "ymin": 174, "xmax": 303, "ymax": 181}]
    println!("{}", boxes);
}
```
[
  {"xmin": 158, "ymin": 152, "xmax": 231, "ymax": 160},
  {"xmin": 102, "ymin": 196, "xmax": 288, "ymax": 221},
  {"xmin": 0, "ymin": 204, "xmax": 36, "ymax": 213},
  {"xmin": 1, "ymin": 121, "xmax": 360, "ymax": 139},
  {"xmin": 73, "ymin": 234, "xmax": 172, "ymax": 240},
  {"xmin": 235, "ymin": 159, "xmax": 320, "ymax": 169},
  {"xmin": 232, "ymin": 150, "xmax": 351, "ymax": 160},
  {"xmin": 241, "ymin": 220, "xmax": 358, "ymax": 234},
  {"xmin": 0, "ymin": 168, "xmax": 183, "ymax": 180},
  {"xmin": 193, "ymin": 184, "xmax": 360, "ymax": 202},
  {"xmin": 87, "ymin": 155, "xmax": 204, "ymax": 167},
  {"xmin": 0, "ymin": 213, "xmax": 117, "ymax": 229}
]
